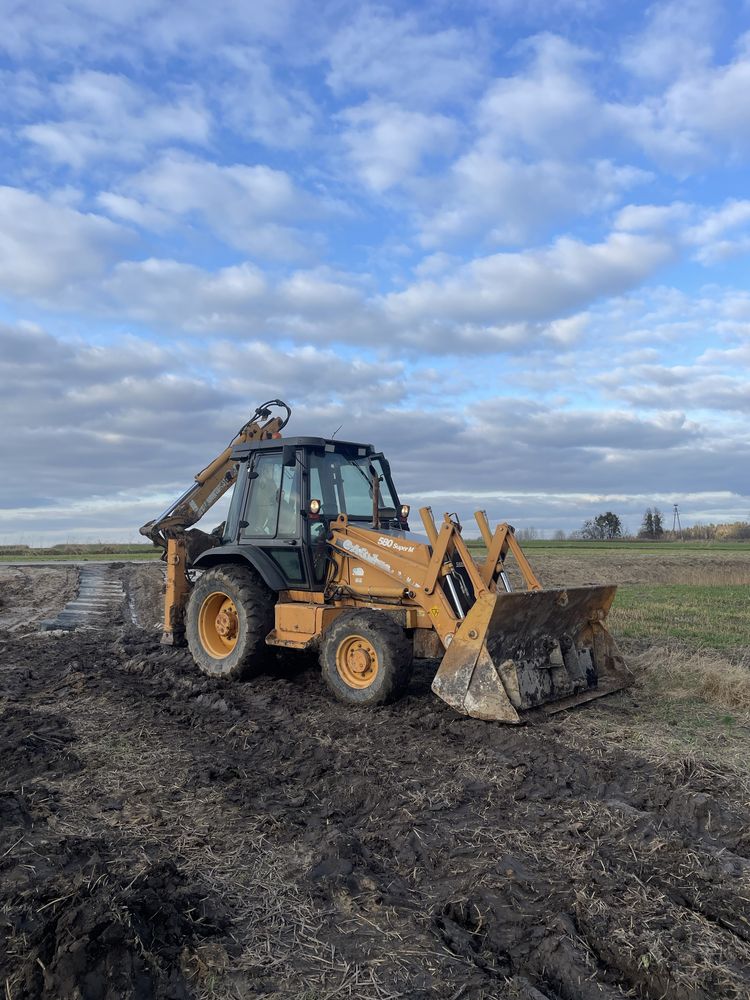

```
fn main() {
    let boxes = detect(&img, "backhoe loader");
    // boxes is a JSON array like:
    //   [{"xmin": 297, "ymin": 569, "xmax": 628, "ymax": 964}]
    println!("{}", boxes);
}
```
[{"xmin": 140, "ymin": 399, "xmax": 630, "ymax": 723}]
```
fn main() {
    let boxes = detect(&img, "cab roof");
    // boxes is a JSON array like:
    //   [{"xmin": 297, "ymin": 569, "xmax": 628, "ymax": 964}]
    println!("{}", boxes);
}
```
[{"xmin": 231, "ymin": 436, "xmax": 376, "ymax": 461}]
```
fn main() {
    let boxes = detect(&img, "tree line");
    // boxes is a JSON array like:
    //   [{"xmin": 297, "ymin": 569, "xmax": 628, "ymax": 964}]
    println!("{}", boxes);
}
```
[{"xmin": 565, "ymin": 510, "xmax": 750, "ymax": 541}]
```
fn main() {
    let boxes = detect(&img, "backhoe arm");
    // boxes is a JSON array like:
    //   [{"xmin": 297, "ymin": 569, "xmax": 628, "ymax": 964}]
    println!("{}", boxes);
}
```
[
  {"xmin": 139, "ymin": 399, "xmax": 291, "ymax": 549},
  {"xmin": 139, "ymin": 399, "xmax": 290, "ymax": 646}
]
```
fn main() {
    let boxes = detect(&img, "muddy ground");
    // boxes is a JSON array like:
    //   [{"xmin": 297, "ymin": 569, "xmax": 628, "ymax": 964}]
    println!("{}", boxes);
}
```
[
  {"xmin": 0, "ymin": 566, "xmax": 78, "ymax": 632},
  {"xmin": 1, "ymin": 563, "xmax": 749, "ymax": 999}
]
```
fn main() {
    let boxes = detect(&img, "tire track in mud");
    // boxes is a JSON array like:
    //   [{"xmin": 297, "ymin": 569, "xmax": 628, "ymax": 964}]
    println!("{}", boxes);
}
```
[
  {"xmin": 39, "ymin": 563, "xmax": 126, "ymax": 631},
  {"xmin": 2, "ymin": 623, "xmax": 750, "ymax": 998}
]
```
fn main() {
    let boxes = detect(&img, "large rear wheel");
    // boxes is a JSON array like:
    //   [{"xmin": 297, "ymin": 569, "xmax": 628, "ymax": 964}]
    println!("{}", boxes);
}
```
[
  {"xmin": 320, "ymin": 610, "xmax": 412, "ymax": 706},
  {"xmin": 186, "ymin": 565, "xmax": 274, "ymax": 679}
]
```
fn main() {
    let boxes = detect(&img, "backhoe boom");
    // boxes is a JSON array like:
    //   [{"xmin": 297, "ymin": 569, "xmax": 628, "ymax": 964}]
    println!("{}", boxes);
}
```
[{"xmin": 139, "ymin": 399, "xmax": 290, "ymax": 644}]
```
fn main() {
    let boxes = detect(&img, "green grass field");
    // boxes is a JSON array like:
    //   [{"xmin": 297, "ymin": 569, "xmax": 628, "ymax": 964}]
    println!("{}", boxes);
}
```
[{"xmin": 610, "ymin": 584, "xmax": 748, "ymax": 649}]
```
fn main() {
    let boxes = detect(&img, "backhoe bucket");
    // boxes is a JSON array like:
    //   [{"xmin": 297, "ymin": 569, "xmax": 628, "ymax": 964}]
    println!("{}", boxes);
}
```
[{"xmin": 432, "ymin": 586, "xmax": 631, "ymax": 723}]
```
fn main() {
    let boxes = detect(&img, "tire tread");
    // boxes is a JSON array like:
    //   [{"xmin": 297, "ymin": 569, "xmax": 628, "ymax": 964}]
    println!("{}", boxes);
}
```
[
  {"xmin": 186, "ymin": 564, "xmax": 273, "ymax": 679},
  {"xmin": 320, "ymin": 609, "xmax": 412, "ymax": 706}
]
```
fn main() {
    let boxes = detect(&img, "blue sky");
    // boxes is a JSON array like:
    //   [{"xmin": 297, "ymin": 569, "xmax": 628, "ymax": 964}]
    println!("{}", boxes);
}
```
[{"xmin": 1, "ymin": 0, "xmax": 749, "ymax": 543}]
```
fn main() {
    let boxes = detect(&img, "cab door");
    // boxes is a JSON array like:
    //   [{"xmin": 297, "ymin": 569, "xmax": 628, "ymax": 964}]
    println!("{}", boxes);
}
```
[{"xmin": 239, "ymin": 449, "xmax": 309, "ymax": 588}]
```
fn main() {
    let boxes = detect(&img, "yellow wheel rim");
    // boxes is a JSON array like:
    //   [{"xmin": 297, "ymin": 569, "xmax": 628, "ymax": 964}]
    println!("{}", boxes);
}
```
[
  {"xmin": 336, "ymin": 634, "xmax": 379, "ymax": 689},
  {"xmin": 198, "ymin": 591, "xmax": 239, "ymax": 659}
]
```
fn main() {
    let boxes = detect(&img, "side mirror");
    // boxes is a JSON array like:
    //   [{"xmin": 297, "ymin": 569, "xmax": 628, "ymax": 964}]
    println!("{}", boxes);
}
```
[{"xmin": 282, "ymin": 445, "xmax": 296, "ymax": 467}]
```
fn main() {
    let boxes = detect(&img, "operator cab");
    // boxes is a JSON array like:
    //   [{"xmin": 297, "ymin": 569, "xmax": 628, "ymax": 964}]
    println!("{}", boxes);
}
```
[{"xmin": 207, "ymin": 437, "xmax": 409, "ymax": 591}]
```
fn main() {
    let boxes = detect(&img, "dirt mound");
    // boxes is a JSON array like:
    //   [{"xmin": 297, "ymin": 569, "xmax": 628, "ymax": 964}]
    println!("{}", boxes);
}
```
[
  {"xmin": 0, "ymin": 566, "xmax": 78, "ymax": 632},
  {"xmin": 122, "ymin": 562, "xmax": 165, "ymax": 631}
]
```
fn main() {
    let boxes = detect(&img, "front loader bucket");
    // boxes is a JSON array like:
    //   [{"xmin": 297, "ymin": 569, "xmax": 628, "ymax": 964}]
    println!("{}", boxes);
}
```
[{"xmin": 432, "ymin": 586, "xmax": 632, "ymax": 723}]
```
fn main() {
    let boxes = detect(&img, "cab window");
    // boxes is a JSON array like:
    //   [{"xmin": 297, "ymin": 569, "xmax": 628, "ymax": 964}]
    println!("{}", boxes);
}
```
[
  {"xmin": 242, "ymin": 453, "xmax": 282, "ymax": 536},
  {"xmin": 309, "ymin": 452, "xmax": 395, "ymax": 519},
  {"xmin": 241, "ymin": 452, "xmax": 301, "ymax": 538},
  {"xmin": 277, "ymin": 463, "xmax": 300, "ymax": 536}
]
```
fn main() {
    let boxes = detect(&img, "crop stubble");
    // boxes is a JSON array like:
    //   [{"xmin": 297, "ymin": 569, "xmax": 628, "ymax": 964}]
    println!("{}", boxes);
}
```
[{"xmin": 0, "ymin": 562, "xmax": 749, "ymax": 999}]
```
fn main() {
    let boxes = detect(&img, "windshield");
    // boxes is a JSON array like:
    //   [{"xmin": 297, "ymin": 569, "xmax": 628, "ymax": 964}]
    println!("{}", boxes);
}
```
[{"xmin": 309, "ymin": 452, "xmax": 396, "ymax": 519}]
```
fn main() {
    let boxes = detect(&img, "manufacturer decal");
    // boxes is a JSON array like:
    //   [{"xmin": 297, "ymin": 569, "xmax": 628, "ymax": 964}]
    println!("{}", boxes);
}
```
[
  {"xmin": 341, "ymin": 538, "xmax": 393, "ymax": 574},
  {"xmin": 377, "ymin": 536, "xmax": 416, "ymax": 553}
]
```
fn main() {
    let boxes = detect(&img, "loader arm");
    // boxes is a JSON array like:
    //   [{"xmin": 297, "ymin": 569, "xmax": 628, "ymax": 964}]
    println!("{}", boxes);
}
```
[
  {"xmin": 139, "ymin": 399, "xmax": 291, "ymax": 645},
  {"xmin": 327, "ymin": 507, "xmax": 630, "ymax": 723},
  {"xmin": 325, "ymin": 507, "xmax": 489, "ymax": 652}
]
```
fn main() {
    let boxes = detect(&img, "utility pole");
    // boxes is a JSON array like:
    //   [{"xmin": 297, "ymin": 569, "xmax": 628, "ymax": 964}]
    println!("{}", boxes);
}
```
[{"xmin": 672, "ymin": 503, "xmax": 683, "ymax": 540}]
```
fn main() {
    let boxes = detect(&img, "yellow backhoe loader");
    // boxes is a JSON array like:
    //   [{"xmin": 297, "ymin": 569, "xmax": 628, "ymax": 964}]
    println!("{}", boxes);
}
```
[{"xmin": 140, "ymin": 399, "xmax": 630, "ymax": 723}]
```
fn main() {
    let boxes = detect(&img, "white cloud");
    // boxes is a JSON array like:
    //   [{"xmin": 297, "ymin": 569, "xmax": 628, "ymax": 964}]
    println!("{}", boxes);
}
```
[
  {"xmin": 409, "ymin": 34, "xmax": 651, "ymax": 249},
  {"xmin": 545, "ymin": 312, "xmax": 590, "ymax": 346},
  {"xmin": 104, "ymin": 152, "xmax": 312, "ymax": 257},
  {"xmin": 98, "ymin": 258, "xmax": 379, "ymax": 340},
  {"xmin": 546, "ymin": 286, "xmax": 750, "ymax": 421},
  {"xmin": 452, "ymin": 25, "xmax": 750, "ymax": 179},
  {"xmin": 614, "ymin": 199, "xmax": 750, "ymax": 265},
  {"xmin": 609, "ymin": 31, "xmax": 750, "ymax": 170},
  {"xmin": 338, "ymin": 101, "xmax": 457, "ymax": 192},
  {"xmin": 95, "ymin": 193, "xmax": 171, "ymax": 231},
  {"xmin": 615, "ymin": 202, "xmax": 692, "ymax": 233},
  {"xmin": 620, "ymin": 0, "xmax": 716, "ymax": 83},
  {"xmin": 0, "ymin": 321, "xmax": 729, "ymax": 535},
  {"xmin": 386, "ymin": 231, "xmax": 674, "ymax": 328},
  {"xmin": 207, "ymin": 339, "xmax": 406, "ymax": 407},
  {"xmin": 661, "ymin": 34, "xmax": 750, "ymax": 153},
  {"xmin": 617, "ymin": 370, "xmax": 750, "ymax": 413},
  {"xmin": 0, "ymin": 186, "xmax": 130, "ymax": 298},
  {"xmin": 325, "ymin": 7, "xmax": 484, "ymax": 107},
  {"xmin": 477, "ymin": 34, "xmax": 599, "ymax": 155},
  {"xmin": 217, "ymin": 48, "xmax": 316, "ymax": 150},
  {"xmin": 2, "ymin": 307, "xmax": 749, "ymax": 542},
  {"xmin": 419, "ymin": 154, "xmax": 650, "ymax": 248},
  {"xmin": 0, "ymin": 0, "xmax": 298, "ymax": 60},
  {"xmin": 81, "ymin": 229, "xmax": 677, "ymax": 353},
  {"xmin": 0, "ymin": 318, "xmax": 409, "ymax": 523},
  {"xmin": 101, "ymin": 259, "xmax": 270, "ymax": 330},
  {"xmin": 685, "ymin": 199, "xmax": 750, "ymax": 263},
  {"xmin": 22, "ymin": 71, "xmax": 210, "ymax": 167}
]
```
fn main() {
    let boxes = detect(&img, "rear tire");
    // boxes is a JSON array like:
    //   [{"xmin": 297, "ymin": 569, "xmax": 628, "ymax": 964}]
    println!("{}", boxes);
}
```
[
  {"xmin": 186, "ymin": 565, "xmax": 274, "ymax": 679},
  {"xmin": 320, "ymin": 610, "xmax": 412, "ymax": 707}
]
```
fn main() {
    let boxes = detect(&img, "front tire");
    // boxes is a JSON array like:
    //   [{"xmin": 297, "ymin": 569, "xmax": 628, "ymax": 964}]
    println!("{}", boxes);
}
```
[
  {"xmin": 320, "ymin": 610, "xmax": 412, "ymax": 707},
  {"xmin": 186, "ymin": 565, "xmax": 274, "ymax": 679}
]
